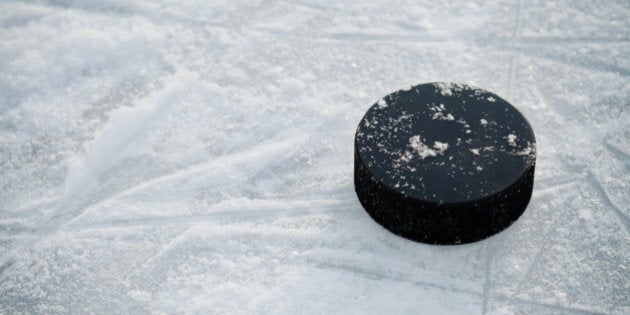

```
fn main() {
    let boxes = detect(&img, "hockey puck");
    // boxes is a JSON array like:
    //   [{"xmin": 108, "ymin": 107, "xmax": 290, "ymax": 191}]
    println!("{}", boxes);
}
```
[{"xmin": 354, "ymin": 82, "xmax": 536, "ymax": 245}]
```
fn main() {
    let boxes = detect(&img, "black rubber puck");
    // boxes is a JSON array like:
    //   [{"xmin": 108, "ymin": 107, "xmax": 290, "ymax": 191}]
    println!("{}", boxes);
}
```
[{"xmin": 354, "ymin": 82, "xmax": 536, "ymax": 245}]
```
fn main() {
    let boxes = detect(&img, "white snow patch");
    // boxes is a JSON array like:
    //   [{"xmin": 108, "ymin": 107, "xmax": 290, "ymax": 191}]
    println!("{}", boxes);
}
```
[
  {"xmin": 377, "ymin": 99, "xmax": 387, "ymax": 108},
  {"xmin": 430, "ymin": 104, "xmax": 455, "ymax": 121},
  {"xmin": 433, "ymin": 112, "xmax": 455, "ymax": 121},
  {"xmin": 433, "ymin": 141, "xmax": 449, "ymax": 152},
  {"xmin": 433, "ymin": 82, "xmax": 469, "ymax": 97},
  {"xmin": 434, "ymin": 82, "xmax": 454, "ymax": 96},
  {"xmin": 400, "ymin": 151, "xmax": 414, "ymax": 162},
  {"xmin": 408, "ymin": 136, "xmax": 448, "ymax": 159},
  {"xmin": 470, "ymin": 148, "xmax": 480, "ymax": 156},
  {"xmin": 64, "ymin": 70, "xmax": 200, "ymax": 198},
  {"xmin": 480, "ymin": 119, "xmax": 488, "ymax": 126},
  {"xmin": 512, "ymin": 142, "xmax": 537, "ymax": 165},
  {"xmin": 507, "ymin": 134, "xmax": 517, "ymax": 147},
  {"xmin": 409, "ymin": 136, "xmax": 436, "ymax": 159}
]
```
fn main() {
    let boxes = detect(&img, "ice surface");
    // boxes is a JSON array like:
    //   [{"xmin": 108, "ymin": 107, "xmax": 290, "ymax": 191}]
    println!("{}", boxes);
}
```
[{"xmin": 1, "ymin": 0, "xmax": 628, "ymax": 314}]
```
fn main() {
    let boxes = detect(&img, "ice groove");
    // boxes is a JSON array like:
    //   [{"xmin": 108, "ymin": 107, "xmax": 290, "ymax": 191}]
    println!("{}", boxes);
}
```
[
  {"xmin": 494, "ymin": 294, "xmax": 608, "ymax": 315},
  {"xmin": 310, "ymin": 261, "xmax": 481, "ymax": 297},
  {"xmin": 588, "ymin": 171, "xmax": 630, "ymax": 232},
  {"xmin": 66, "ymin": 199, "xmax": 354, "ymax": 232}
]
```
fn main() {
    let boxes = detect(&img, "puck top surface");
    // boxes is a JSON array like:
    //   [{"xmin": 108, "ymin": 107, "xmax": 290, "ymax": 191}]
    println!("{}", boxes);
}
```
[{"xmin": 355, "ymin": 82, "xmax": 536, "ymax": 204}]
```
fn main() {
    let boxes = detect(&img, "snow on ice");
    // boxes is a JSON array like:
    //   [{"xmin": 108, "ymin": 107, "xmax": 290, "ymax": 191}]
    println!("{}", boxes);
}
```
[{"xmin": 0, "ymin": 0, "xmax": 628, "ymax": 314}]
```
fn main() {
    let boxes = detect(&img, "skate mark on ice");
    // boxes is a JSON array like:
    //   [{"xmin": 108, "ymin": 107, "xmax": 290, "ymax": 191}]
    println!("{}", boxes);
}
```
[
  {"xmin": 511, "ymin": 47, "xmax": 630, "ymax": 78},
  {"xmin": 513, "ymin": 185, "xmax": 578, "ymax": 295},
  {"xmin": 534, "ymin": 181, "xmax": 578, "ymax": 197},
  {"xmin": 0, "ymin": 72, "xmax": 196, "ymax": 274},
  {"xmin": 604, "ymin": 142, "xmax": 630, "ymax": 166},
  {"xmin": 588, "ymin": 171, "xmax": 629, "ymax": 232},
  {"xmin": 486, "ymin": 36, "xmax": 630, "ymax": 45},
  {"xmin": 121, "ymin": 201, "xmax": 353, "ymax": 280},
  {"xmin": 481, "ymin": 242, "xmax": 495, "ymax": 315},
  {"xmin": 310, "ymin": 260, "xmax": 481, "ymax": 297},
  {"xmin": 507, "ymin": 0, "xmax": 522, "ymax": 100},
  {"xmin": 327, "ymin": 32, "xmax": 446, "ymax": 43},
  {"xmin": 67, "ymin": 199, "xmax": 353, "ymax": 232},
  {"xmin": 65, "ymin": 133, "xmax": 307, "ymax": 227},
  {"xmin": 0, "ymin": 258, "xmax": 14, "ymax": 278},
  {"xmin": 494, "ymin": 294, "xmax": 608, "ymax": 315},
  {"xmin": 123, "ymin": 224, "xmax": 200, "ymax": 280}
]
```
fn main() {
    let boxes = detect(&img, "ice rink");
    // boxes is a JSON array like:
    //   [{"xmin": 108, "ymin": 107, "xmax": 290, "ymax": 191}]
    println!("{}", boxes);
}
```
[{"xmin": 1, "ymin": 0, "xmax": 628, "ymax": 313}]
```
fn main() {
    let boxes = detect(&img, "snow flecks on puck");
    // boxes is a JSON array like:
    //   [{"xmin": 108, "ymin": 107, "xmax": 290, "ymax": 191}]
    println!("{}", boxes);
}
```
[
  {"xmin": 470, "ymin": 146, "xmax": 496, "ymax": 157},
  {"xmin": 430, "ymin": 104, "xmax": 455, "ymax": 121},
  {"xmin": 507, "ymin": 134, "xmax": 517, "ymax": 147},
  {"xmin": 377, "ymin": 99, "xmax": 388, "ymax": 108},
  {"xmin": 511, "ymin": 141, "xmax": 537, "ymax": 166},
  {"xmin": 433, "ymin": 83, "xmax": 506, "ymax": 106},
  {"xmin": 408, "ymin": 135, "xmax": 448, "ymax": 159},
  {"xmin": 357, "ymin": 82, "xmax": 540, "ymax": 207},
  {"xmin": 433, "ymin": 141, "xmax": 449, "ymax": 152},
  {"xmin": 433, "ymin": 82, "xmax": 465, "ymax": 96},
  {"xmin": 433, "ymin": 112, "xmax": 455, "ymax": 121}
]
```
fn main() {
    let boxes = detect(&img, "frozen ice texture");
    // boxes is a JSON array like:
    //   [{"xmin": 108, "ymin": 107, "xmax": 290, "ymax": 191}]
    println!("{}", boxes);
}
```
[{"xmin": 0, "ymin": 0, "xmax": 628, "ymax": 314}]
